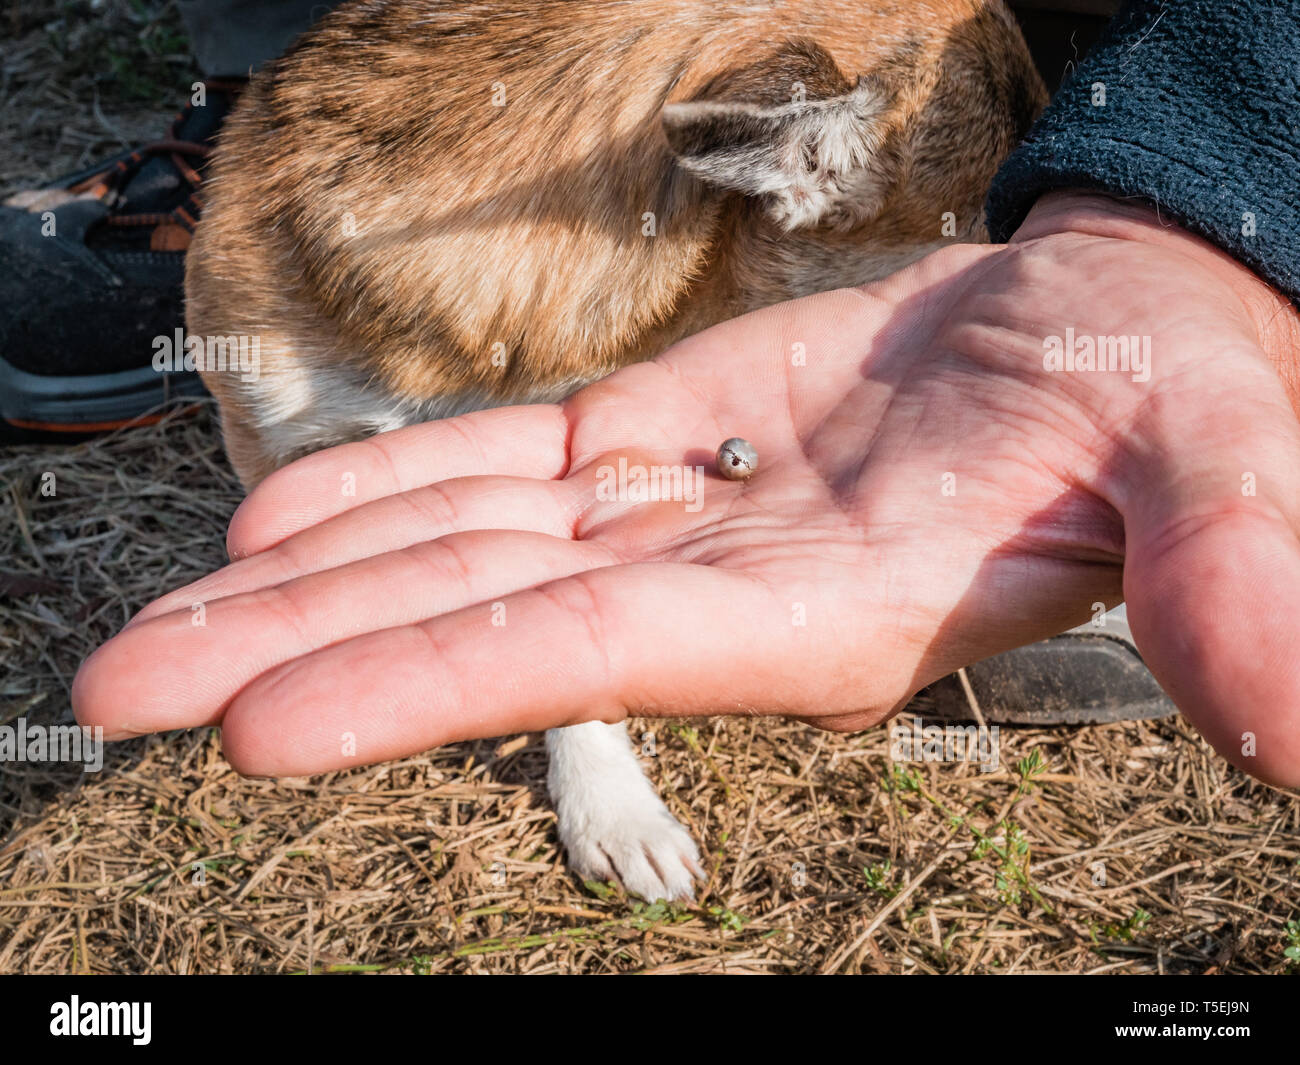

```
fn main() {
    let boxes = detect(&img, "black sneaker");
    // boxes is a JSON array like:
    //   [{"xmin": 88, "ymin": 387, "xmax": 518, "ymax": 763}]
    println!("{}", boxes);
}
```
[
  {"xmin": 924, "ymin": 606, "xmax": 1176, "ymax": 726},
  {"xmin": 0, "ymin": 79, "xmax": 244, "ymax": 441}
]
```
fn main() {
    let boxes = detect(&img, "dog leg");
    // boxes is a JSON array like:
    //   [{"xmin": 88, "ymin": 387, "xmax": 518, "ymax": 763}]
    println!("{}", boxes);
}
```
[{"xmin": 546, "ymin": 721, "xmax": 703, "ymax": 901}]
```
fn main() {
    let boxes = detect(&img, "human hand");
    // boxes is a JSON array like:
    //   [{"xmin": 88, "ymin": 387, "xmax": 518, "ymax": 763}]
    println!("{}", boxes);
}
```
[{"xmin": 74, "ymin": 192, "xmax": 1300, "ymax": 786}]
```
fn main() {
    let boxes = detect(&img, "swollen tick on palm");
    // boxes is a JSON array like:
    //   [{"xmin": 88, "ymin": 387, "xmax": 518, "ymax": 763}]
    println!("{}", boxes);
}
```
[{"xmin": 716, "ymin": 437, "xmax": 758, "ymax": 481}]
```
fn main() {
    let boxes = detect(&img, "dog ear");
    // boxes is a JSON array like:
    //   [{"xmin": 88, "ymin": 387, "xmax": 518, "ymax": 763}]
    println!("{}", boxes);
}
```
[{"xmin": 662, "ymin": 40, "xmax": 895, "ymax": 229}]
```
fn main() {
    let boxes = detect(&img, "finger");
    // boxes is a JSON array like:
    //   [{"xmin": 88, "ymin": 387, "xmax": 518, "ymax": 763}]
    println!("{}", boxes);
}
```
[
  {"xmin": 1126, "ymin": 506, "xmax": 1300, "ymax": 788},
  {"xmin": 73, "ymin": 530, "xmax": 618, "ymax": 739},
  {"xmin": 129, "ymin": 474, "xmax": 585, "ymax": 627},
  {"xmin": 226, "ymin": 403, "xmax": 571, "ymax": 557},
  {"xmin": 215, "ymin": 563, "xmax": 868, "ymax": 776},
  {"xmin": 1120, "ymin": 367, "xmax": 1300, "ymax": 787}
]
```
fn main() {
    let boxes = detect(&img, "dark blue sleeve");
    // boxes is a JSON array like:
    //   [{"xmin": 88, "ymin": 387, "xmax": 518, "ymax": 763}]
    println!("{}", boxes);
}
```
[{"xmin": 986, "ymin": 0, "xmax": 1300, "ymax": 304}]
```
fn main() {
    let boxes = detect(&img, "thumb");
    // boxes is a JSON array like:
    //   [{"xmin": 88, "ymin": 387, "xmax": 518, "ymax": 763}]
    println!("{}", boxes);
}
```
[{"xmin": 1121, "ymin": 394, "xmax": 1300, "ymax": 787}]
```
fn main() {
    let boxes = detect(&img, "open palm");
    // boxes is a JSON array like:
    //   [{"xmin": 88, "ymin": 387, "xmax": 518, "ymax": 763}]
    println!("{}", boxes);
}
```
[{"xmin": 75, "ymin": 194, "xmax": 1300, "ymax": 786}]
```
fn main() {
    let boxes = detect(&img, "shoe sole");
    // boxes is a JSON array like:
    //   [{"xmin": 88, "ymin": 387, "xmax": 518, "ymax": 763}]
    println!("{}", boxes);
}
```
[
  {"xmin": 0, "ymin": 353, "xmax": 207, "ymax": 440},
  {"xmin": 923, "ymin": 632, "xmax": 1178, "ymax": 725}
]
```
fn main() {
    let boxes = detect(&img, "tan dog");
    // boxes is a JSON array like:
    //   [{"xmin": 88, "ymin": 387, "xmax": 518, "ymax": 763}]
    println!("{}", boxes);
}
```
[{"xmin": 187, "ymin": 0, "xmax": 1046, "ymax": 900}]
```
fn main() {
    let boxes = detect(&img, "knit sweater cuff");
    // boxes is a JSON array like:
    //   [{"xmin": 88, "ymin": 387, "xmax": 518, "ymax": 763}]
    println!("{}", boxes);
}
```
[{"xmin": 986, "ymin": 0, "xmax": 1300, "ymax": 304}]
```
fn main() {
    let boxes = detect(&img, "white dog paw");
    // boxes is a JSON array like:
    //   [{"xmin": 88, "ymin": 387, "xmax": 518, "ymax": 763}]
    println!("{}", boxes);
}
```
[
  {"xmin": 560, "ymin": 792, "xmax": 703, "ymax": 901},
  {"xmin": 547, "ymin": 722, "xmax": 703, "ymax": 901}
]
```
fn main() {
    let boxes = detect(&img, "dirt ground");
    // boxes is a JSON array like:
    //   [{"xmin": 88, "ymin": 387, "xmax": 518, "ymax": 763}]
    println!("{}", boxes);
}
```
[{"xmin": 1, "ymin": 1, "xmax": 1298, "ymax": 974}]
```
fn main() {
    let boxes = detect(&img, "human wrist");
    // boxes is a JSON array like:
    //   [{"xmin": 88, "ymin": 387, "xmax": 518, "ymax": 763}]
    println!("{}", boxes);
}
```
[{"xmin": 1014, "ymin": 191, "xmax": 1300, "ymax": 410}]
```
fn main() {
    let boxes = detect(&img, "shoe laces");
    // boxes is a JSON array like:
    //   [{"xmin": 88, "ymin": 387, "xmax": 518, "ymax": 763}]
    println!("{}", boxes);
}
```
[{"xmin": 87, "ymin": 77, "xmax": 244, "ymax": 234}]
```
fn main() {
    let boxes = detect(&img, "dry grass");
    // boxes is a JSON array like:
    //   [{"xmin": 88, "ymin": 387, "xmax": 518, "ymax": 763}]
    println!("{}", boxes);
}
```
[{"xmin": 3, "ymin": 1, "xmax": 1299, "ymax": 975}]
